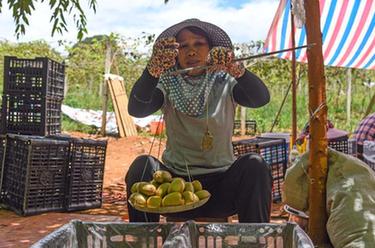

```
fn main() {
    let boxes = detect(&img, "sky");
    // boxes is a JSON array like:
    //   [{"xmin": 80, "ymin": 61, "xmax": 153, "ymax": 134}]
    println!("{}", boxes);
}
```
[{"xmin": 0, "ymin": 0, "xmax": 279, "ymax": 48}]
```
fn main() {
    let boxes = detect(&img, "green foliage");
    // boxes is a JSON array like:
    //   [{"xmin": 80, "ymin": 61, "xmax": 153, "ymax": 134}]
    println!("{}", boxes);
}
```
[{"xmin": 1, "ymin": 0, "xmax": 96, "ymax": 39}]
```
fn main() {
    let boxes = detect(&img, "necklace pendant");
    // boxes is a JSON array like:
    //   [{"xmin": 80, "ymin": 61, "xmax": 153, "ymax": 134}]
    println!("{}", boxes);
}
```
[{"xmin": 202, "ymin": 129, "xmax": 213, "ymax": 151}]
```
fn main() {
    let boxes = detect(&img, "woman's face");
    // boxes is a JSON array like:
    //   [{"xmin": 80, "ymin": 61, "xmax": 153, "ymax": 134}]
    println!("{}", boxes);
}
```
[{"xmin": 176, "ymin": 29, "xmax": 210, "ymax": 76}]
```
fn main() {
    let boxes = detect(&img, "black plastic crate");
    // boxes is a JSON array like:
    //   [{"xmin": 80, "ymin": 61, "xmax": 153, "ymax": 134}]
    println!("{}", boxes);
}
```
[
  {"xmin": 1, "ymin": 93, "xmax": 62, "ymax": 136},
  {"xmin": 61, "ymin": 137, "xmax": 107, "ymax": 211},
  {"xmin": 233, "ymin": 120, "xmax": 257, "ymax": 136},
  {"xmin": 0, "ymin": 134, "xmax": 69, "ymax": 216},
  {"xmin": 232, "ymin": 137, "xmax": 287, "ymax": 202},
  {"xmin": 3, "ymin": 56, "xmax": 65, "ymax": 98},
  {"xmin": 0, "ymin": 135, "xmax": 5, "ymax": 203},
  {"xmin": 328, "ymin": 136, "xmax": 349, "ymax": 154}
]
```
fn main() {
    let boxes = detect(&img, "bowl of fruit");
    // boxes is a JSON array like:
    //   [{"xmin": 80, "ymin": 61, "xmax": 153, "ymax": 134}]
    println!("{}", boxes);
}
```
[{"xmin": 128, "ymin": 170, "xmax": 211, "ymax": 214}]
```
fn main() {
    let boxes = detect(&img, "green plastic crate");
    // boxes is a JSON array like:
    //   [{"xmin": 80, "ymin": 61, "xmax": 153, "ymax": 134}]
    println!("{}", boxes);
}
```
[{"xmin": 32, "ymin": 220, "xmax": 314, "ymax": 248}]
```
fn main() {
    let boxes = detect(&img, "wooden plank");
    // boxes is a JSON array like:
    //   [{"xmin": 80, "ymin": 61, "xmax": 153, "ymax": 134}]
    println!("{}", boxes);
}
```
[
  {"xmin": 106, "ymin": 75, "xmax": 137, "ymax": 137},
  {"xmin": 108, "ymin": 78, "xmax": 132, "ymax": 136},
  {"xmin": 110, "ymin": 79, "xmax": 134, "ymax": 135},
  {"xmin": 107, "ymin": 78, "xmax": 125, "ymax": 137}
]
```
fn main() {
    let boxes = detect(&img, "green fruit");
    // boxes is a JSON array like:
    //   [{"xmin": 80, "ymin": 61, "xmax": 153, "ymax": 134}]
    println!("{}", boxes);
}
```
[
  {"xmin": 182, "ymin": 191, "xmax": 199, "ymax": 205},
  {"xmin": 195, "ymin": 190, "xmax": 211, "ymax": 200},
  {"xmin": 139, "ymin": 183, "xmax": 156, "ymax": 196},
  {"xmin": 130, "ymin": 193, "xmax": 147, "ymax": 207},
  {"xmin": 131, "ymin": 182, "xmax": 140, "ymax": 193},
  {"xmin": 153, "ymin": 170, "xmax": 173, "ymax": 183},
  {"xmin": 184, "ymin": 182, "xmax": 194, "ymax": 193},
  {"xmin": 147, "ymin": 196, "xmax": 162, "ymax": 208},
  {"xmin": 192, "ymin": 180, "xmax": 202, "ymax": 192},
  {"xmin": 156, "ymin": 183, "xmax": 170, "ymax": 198},
  {"xmin": 168, "ymin": 178, "xmax": 185, "ymax": 193},
  {"xmin": 162, "ymin": 192, "xmax": 184, "ymax": 207},
  {"xmin": 150, "ymin": 179, "xmax": 160, "ymax": 188},
  {"xmin": 137, "ymin": 182, "xmax": 149, "ymax": 191}
]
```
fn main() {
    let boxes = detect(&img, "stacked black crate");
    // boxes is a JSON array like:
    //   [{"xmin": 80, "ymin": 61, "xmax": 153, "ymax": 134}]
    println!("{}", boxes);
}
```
[
  {"xmin": 0, "ymin": 56, "xmax": 67, "ymax": 214},
  {"xmin": 1, "ymin": 56, "xmax": 64, "ymax": 136},
  {"xmin": 0, "ymin": 56, "xmax": 107, "ymax": 215}
]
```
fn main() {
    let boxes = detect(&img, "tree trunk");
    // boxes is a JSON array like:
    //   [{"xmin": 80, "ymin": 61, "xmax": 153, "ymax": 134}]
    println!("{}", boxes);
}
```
[
  {"xmin": 346, "ymin": 68, "xmax": 352, "ymax": 124},
  {"xmin": 101, "ymin": 40, "xmax": 112, "ymax": 136},
  {"xmin": 291, "ymin": 3, "xmax": 297, "ymax": 147},
  {"xmin": 304, "ymin": 0, "xmax": 329, "ymax": 245}
]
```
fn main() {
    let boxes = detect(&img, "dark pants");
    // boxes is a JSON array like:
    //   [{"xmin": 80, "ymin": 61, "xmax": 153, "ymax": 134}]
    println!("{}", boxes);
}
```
[{"xmin": 125, "ymin": 153, "xmax": 272, "ymax": 223}]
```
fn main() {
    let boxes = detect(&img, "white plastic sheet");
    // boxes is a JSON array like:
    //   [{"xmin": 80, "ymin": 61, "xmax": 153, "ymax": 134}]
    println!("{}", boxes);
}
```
[{"xmin": 62, "ymin": 104, "xmax": 161, "ymax": 134}]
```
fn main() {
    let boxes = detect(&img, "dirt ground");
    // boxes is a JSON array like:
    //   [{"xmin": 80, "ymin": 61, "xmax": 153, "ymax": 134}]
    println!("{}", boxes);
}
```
[{"xmin": 0, "ymin": 133, "xmax": 287, "ymax": 247}]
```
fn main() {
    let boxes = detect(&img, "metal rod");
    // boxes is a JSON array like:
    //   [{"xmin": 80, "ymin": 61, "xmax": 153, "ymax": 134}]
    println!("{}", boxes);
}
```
[{"xmin": 167, "ymin": 44, "xmax": 315, "ymax": 76}]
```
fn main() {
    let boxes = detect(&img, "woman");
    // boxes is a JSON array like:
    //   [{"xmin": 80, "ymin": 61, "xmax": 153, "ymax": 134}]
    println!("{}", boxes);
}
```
[{"xmin": 126, "ymin": 19, "xmax": 272, "ymax": 223}]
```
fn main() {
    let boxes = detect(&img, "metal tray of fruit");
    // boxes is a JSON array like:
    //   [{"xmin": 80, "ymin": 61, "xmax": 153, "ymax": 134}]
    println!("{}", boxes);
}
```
[{"xmin": 129, "ymin": 196, "xmax": 210, "ymax": 214}]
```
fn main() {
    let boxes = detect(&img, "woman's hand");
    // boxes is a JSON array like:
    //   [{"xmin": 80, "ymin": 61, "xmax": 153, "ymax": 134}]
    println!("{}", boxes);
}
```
[
  {"xmin": 147, "ymin": 37, "xmax": 179, "ymax": 78},
  {"xmin": 207, "ymin": 46, "xmax": 245, "ymax": 78}
]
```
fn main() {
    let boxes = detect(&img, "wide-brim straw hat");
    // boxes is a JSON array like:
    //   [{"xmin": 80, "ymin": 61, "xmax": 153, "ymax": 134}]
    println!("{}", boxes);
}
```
[{"xmin": 156, "ymin": 18, "xmax": 233, "ymax": 48}]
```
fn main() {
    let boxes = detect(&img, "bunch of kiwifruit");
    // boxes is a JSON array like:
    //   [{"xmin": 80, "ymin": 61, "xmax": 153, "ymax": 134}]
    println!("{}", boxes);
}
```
[{"xmin": 128, "ymin": 170, "xmax": 210, "ymax": 209}]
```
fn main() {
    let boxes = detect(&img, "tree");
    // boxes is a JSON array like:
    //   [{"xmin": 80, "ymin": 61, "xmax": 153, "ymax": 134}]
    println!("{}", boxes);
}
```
[
  {"xmin": 63, "ymin": 32, "xmax": 153, "ymax": 110},
  {"xmin": 0, "ymin": 0, "xmax": 97, "ymax": 39}
]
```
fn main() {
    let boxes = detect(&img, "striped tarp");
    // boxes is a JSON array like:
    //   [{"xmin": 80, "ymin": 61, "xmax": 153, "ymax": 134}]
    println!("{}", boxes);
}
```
[{"xmin": 264, "ymin": 0, "xmax": 375, "ymax": 70}]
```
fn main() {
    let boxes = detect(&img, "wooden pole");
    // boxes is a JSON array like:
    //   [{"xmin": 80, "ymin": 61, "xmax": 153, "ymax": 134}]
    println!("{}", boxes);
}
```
[
  {"xmin": 304, "ymin": 0, "xmax": 329, "ymax": 245},
  {"xmin": 291, "ymin": 2, "xmax": 297, "ymax": 147},
  {"xmin": 346, "ymin": 68, "xmax": 352, "ymax": 124},
  {"xmin": 101, "ymin": 40, "xmax": 112, "ymax": 136},
  {"xmin": 240, "ymin": 107, "xmax": 246, "ymax": 136}
]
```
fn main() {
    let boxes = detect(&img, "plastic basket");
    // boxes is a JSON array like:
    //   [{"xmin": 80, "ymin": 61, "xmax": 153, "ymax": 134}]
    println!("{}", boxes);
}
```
[
  {"xmin": 1, "ymin": 93, "xmax": 62, "ymax": 136},
  {"xmin": 32, "ymin": 221, "xmax": 176, "ymax": 248},
  {"xmin": 232, "ymin": 137, "xmax": 287, "ymax": 202},
  {"xmin": 31, "ymin": 220, "xmax": 314, "ymax": 248},
  {"xmin": 56, "ymin": 136, "xmax": 107, "ymax": 211},
  {"xmin": 363, "ymin": 140, "xmax": 375, "ymax": 171},
  {"xmin": 150, "ymin": 121, "xmax": 165, "ymax": 135},
  {"xmin": 0, "ymin": 135, "xmax": 5, "ymax": 202},
  {"xmin": 328, "ymin": 136, "xmax": 349, "ymax": 154},
  {"xmin": 3, "ymin": 56, "xmax": 65, "ymax": 98},
  {"xmin": 0, "ymin": 134, "xmax": 69, "ymax": 215},
  {"xmin": 348, "ymin": 138, "xmax": 357, "ymax": 157},
  {"xmin": 233, "ymin": 120, "xmax": 257, "ymax": 136}
]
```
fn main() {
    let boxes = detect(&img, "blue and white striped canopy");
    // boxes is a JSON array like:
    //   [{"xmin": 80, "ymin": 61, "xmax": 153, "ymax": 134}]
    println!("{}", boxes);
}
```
[{"xmin": 264, "ymin": 0, "xmax": 375, "ymax": 70}]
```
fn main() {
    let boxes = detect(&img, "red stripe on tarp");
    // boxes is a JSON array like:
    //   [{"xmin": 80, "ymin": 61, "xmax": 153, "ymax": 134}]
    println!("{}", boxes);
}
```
[
  {"xmin": 322, "ymin": 1, "xmax": 350, "ymax": 60},
  {"xmin": 265, "ymin": 0, "xmax": 287, "ymax": 52},
  {"xmin": 353, "ymin": 35, "xmax": 375, "ymax": 68},
  {"xmin": 336, "ymin": 0, "xmax": 372, "ymax": 66}
]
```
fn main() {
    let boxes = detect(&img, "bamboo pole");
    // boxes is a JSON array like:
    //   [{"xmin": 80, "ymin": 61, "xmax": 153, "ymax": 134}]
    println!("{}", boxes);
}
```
[
  {"xmin": 304, "ymin": 0, "xmax": 329, "ymax": 245},
  {"xmin": 291, "ymin": 2, "xmax": 297, "ymax": 147}
]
